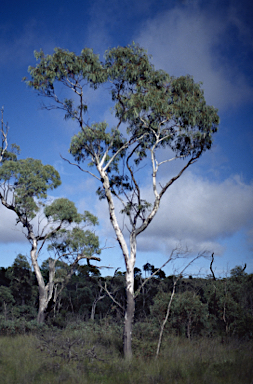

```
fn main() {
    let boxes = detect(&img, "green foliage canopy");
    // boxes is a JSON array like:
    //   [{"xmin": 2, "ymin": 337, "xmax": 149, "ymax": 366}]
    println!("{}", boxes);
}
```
[
  {"xmin": 0, "ymin": 158, "xmax": 61, "ymax": 220},
  {"xmin": 25, "ymin": 43, "xmax": 219, "ymax": 177},
  {"xmin": 44, "ymin": 198, "xmax": 81, "ymax": 224},
  {"xmin": 48, "ymin": 226, "xmax": 100, "ymax": 260}
]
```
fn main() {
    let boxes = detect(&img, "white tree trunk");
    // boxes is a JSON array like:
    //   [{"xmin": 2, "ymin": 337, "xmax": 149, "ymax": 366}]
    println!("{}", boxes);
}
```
[
  {"xmin": 99, "ymin": 166, "xmax": 136, "ymax": 358},
  {"xmin": 30, "ymin": 237, "xmax": 55, "ymax": 323},
  {"xmin": 124, "ymin": 265, "xmax": 135, "ymax": 359}
]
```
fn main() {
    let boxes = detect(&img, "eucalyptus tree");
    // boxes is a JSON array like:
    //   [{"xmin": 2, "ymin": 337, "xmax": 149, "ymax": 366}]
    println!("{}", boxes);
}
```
[
  {"xmin": 0, "ymin": 157, "xmax": 100, "ymax": 323},
  {"xmin": 26, "ymin": 43, "xmax": 219, "ymax": 357}
]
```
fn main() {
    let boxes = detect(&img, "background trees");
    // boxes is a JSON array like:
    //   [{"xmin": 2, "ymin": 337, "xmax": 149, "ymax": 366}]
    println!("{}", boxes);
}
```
[
  {"xmin": 26, "ymin": 43, "xmax": 219, "ymax": 358},
  {"xmin": 0, "ymin": 259, "xmax": 252, "ymax": 344}
]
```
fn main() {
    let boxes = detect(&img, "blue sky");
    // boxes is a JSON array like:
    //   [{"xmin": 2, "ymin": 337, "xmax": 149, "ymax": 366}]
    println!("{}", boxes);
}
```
[{"xmin": 0, "ymin": 0, "xmax": 252, "ymax": 277}]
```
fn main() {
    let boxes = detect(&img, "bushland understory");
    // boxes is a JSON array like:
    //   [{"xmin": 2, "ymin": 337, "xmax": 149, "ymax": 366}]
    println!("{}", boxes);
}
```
[
  {"xmin": 1, "ymin": 260, "xmax": 253, "ymax": 382},
  {"xmin": 0, "ymin": 321, "xmax": 253, "ymax": 384}
]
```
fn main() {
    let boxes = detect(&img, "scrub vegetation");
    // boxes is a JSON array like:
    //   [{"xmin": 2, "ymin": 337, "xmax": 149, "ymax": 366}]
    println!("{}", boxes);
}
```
[
  {"xmin": 0, "ymin": 323, "xmax": 252, "ymax": 383},
  {"xmin": 0, "ymin": 258, "xmax": 253, "ymax": 383}
]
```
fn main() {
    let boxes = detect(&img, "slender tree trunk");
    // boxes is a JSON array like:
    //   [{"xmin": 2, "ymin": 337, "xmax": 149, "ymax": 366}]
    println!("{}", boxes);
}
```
[
  {"xmin": 124, "ymin": 268, "xmax": 135, "ymax": 359},
  {"xmin": 37, "ymin": 288, "xmax": 47, "ymax": 323},
  {"xmin": 3, "ymin": 301, "xmax": 7, "ymax": 321},
  {"xmin": 99, "ymin": 167, "xmax": 136, "ymax": 359},
  {"xmin": 187, "ymin": 316, "xmax": 192, "ymax": 340},
  {"xmin": 30, "ymin": 237, "xmax": 55, "ymax": 324},
  {"xmin": 90, "ymin": 302, "xmax": 96, "ymax": 321},
  {"xmin": 91, "ymin": 288, "xmax": 105, "ymax": 320},
  {"xmin": 156, "ymin": 280, "xmax": 177, "ymax": 359}
]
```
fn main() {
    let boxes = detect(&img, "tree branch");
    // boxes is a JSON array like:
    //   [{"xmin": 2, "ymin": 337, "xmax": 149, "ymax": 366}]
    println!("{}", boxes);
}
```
[
  {"xmin": 134, "ymin": 249, "xmax": 177, "ymax": 299},
  {"xmin": 60, "ymin": 155, "xmax": 101, "ymax": 180},
  {"xmin": 156, "ymin": 250, "xmax": 206, "ymax": 358},
  {"xmin": 98, "ymin": 281, "xmax": 124, "ymax": 311},
  {"xmin": 135, "ymin": 151, "xmax": 202, "ymax": 237},
  {"xmin": 210, "ymin": 253, "xmax": 216, "ymax": 281}
]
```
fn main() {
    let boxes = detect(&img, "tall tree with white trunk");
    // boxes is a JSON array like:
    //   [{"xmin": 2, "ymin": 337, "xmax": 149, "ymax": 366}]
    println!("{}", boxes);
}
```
[{"xmin": 26, "ymin": 43, "xmax": 219, "ymax": 357}]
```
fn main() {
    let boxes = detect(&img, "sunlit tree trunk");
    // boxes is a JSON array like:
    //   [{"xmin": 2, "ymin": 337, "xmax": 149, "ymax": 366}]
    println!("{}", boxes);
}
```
[
  {"xmin": 100, "ymin": 167, "xmax": 136, "ymax": 359},
  {"xmin": 30, "ymin": 237, "xmax": 55, "ymax": 324},
  {"xmin": 124, "ymin": 272, "xmax": 135, "ymax": 359},
  {"xmin": 90, "ymin": 288, "xmax": 105, "ymax": 320}
]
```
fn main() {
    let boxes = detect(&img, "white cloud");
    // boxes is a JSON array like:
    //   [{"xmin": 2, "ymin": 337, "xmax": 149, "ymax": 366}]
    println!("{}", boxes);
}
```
[
  {"xmin": 135, "ymin": 3, "xmax": 253, "ymax": 109},
  {"xmin": 93, "ymin": 171, "xmax": 253, "ymax": 256},
  {"xmin": 139, "ymin": 173, "xmax": 253, "ymax": 253},
  {"xmin": 246, "ymin": 226, "xmax": 253, "ymax": 251},
  {"xmin": 0, "ymin": 205, "xmax": 25, "ymax": 243},
  {"xmin": 0, "ymin": 195, "xmax": 71, "ymax": 244}
]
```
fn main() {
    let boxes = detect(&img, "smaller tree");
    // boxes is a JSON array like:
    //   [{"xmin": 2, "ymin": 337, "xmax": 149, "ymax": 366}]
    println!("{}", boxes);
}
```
[
  {"xmin": 45, "ymin": 221, "xmax": 101, "ymax": 316},
  {"xmin": 143, "ymin": 263, "xmax": 152, "ymax": 277},
  {"xmin": 0, "ymin": 157, "xmax": 100, "ymax": 323},
  {"xmin": 171, "ymin": 291, "xmax": 208, "ymax": 339},
  {"xmin": 230, "ymin": 264, "xmax": 247, "ymax": 278}
]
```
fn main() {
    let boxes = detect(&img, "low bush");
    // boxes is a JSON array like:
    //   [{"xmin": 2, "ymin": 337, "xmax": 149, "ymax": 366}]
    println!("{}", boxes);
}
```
[{"xmin": 0, "ymin": 318, "xmax": 49, "ymax": 336}]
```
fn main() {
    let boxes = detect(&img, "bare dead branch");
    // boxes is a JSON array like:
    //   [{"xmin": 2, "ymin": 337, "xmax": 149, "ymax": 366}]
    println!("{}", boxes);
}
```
[
  {"xmin": 155, "ymin": 251, "xmax": 207, "ymax": 358},
  {"xmin": 156, "ymin": 279, "xmax": 177, "ymax": 358},
  {"xmin": 210, "ymin": 252, "xmax": 216, "ymax": 281},
  {"xmin": 98, "ymin": 280, "xmax": 124, "ymax": 311},
  {"xmin": 60, "ymin": 155, "xmax": 101, "ymax": 181}
]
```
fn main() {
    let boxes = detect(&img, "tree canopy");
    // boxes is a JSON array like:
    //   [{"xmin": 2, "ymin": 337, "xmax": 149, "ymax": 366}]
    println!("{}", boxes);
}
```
[{"xmin": 0, "ymin": 158, "xmax": 61, "ymax": 221}]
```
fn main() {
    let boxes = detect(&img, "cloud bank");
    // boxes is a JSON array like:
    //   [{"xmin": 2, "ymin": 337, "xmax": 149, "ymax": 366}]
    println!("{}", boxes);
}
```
[
  {"xmin": 0, "ymin": 205, "xmax": 25, "ymax": 243},
  {"xmin": 94, "ymin": 172, "xmax": 253, "ymax": 256},
  {"xmin": 135, "ymin": 2, "xmax": 253, "ymax": 109}
]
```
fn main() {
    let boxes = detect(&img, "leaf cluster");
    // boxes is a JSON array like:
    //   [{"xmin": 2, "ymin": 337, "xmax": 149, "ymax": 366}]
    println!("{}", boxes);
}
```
[
  {"xmin": 26, "ymin": 47, "xmax": 105, "ymax": 91},
  {"xmin": 44, "ymin": 198, "xmax": 81, "ymax": 224},
  {"xmin": 0, "ymin": 143, "xmax": 20, "ymax": 163},
  {"xmin": 47, "ymin": 224, "xmax": 100, "ymax": 260},
  {"xmin": 0, "ymin": 158, "xmax": 61, "ymax": 220},
  {"xmin": 26, "ymin": 43, "xmax": 219, "ymax": 165}
]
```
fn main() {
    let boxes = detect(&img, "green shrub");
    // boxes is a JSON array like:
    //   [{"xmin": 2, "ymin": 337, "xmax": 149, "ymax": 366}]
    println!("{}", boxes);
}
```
[{"xmin": 0, "ymin": 318, "xmax": 49, "ymax": 335}]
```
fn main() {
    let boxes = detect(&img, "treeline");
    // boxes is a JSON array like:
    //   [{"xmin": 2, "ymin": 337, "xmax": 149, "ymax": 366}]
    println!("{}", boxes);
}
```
[{"xmin": 0, "ymin": 254, "xmax": 253, "ymax": 339}]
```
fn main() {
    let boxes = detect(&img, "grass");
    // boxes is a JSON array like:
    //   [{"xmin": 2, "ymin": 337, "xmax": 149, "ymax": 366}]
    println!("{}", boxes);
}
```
[{"xmin": 0, "ymin": 322, "xmax": 252, "ymax": 384}]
